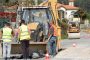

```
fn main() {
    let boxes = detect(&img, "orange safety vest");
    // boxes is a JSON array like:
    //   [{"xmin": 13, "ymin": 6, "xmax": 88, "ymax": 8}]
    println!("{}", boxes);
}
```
[
  {"xmin": 49, "ymin": 24, "xmax": 57, "ymax": 36},
  {"xmin": 52, "ymin": 25, "xmax": 57, "ymax": 36}
]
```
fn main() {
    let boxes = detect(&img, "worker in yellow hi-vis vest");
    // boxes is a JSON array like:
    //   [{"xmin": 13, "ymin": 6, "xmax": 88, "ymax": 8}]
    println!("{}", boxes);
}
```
[
  {"xmin": 1, "ymin": 22, "xmax": 14, "ymax": 59},
  {"xmin": 18, "ymin": 20, "xmax": 31, "ymax": 59}
]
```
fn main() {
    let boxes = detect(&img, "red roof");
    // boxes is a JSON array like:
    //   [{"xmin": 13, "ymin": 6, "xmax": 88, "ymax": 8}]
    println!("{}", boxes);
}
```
[{"xmin": 57, "ymin": 3, "xmax": 78, "ymax": 10}]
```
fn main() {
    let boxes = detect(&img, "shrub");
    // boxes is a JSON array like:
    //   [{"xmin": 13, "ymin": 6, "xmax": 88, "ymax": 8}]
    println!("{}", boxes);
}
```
[{"xmin": 58, "ymin": 19, "xmax": 68, "ymax": 39}]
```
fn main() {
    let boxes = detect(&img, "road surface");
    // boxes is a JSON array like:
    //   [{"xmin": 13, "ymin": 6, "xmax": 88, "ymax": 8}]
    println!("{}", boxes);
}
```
[
  {"xmin": 53, "ymin": 31, "xmax": 90, "ymax": 60},
  {"xmin": 61, "ymin": 32, "xmax": 90, "ymax": 48},
  {"xmin": 0, "ymin": 31, "xmax": 90, "ymax": 60}
]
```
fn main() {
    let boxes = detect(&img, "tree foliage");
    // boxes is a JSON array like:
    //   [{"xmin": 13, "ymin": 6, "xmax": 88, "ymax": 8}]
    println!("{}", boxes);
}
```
[
  {"xmin": 75, "ymin": 9, "xmax": 87, "ymax": 23},
  {"xmin": 58, "ymin": 19, "xmax": 68, "ymax": 39},
  {"xmin": 29, "ymin": 0, "xmax": 43, "ymax": 5},
  {"xmin": 5, "ymin": 0, "xmax": 9, "ymax": 3},
  {"xmin": 58, "ymin": 18, "xmax": 68, "ymax": 30}
]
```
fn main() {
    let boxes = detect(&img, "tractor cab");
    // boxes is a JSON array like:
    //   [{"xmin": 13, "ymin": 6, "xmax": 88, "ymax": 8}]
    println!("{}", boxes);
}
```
[
  {"xmin": 17, "ymin": 6, "xmax": 53, "ymax": 42},
  {"xmin": 11, "ymin": 6, "xmax": 54, "ymax": 54}
]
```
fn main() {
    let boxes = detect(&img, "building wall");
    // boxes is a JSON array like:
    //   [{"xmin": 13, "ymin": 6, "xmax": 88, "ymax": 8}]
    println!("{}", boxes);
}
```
[
  {"xmin": 58, "ymin": 7, "xmax": 66, "ymax": 11},
  {"xmin": 69, "ymin": 2, "xmax": 74, "ymax": 6},
  {"xmin": 58, "ymin": 7, "xmax": 66, "ymax": 20},
  {"xmin": 58, "ymin": 7, "xmax": 77, "ymax": 20},
  {"xmin": 66, "ymin": 10, "xmax": 77, "ymax": 20}
]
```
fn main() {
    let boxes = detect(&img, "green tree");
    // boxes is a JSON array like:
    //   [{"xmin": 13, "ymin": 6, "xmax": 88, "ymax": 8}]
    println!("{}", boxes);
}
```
[
  {"xmin": 29, "ymin": 0, "xmax": 43, "ymax": 5},
  {"xmin": 30, "ymin": 0, "xmax": 35, "ymax": 5},
  {"xmin": 76, "ymin": 9, "xmax": 87, "ymax": 23},
  {"xmin": 38, "ymin": 0, "xmax": 43, "ymax": 4},
  {"xmin": 5, "ymin": 0, "xmax": 9, "ymax": 3},
  {"xmin": 86, "ymin": 13, "xmax": 90, "ymax": 23},
  {"xmin": 58, "ymin": 19, "xmax": 68, "ymax": 39}
]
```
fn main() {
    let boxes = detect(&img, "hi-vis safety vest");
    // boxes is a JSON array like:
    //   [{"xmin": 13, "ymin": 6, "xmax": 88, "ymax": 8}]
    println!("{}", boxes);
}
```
[
  {"xmin": 19, "ymin": 25, "xmax": 31, "ymax": 40},
  {"xmin": 2, "ymin": 27, "xmax": 12, "ymax": 42}
]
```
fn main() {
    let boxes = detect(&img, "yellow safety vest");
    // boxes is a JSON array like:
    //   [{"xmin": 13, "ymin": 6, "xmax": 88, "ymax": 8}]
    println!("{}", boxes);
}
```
[
  {"xmin": 2, "ymin": 27, "xmax": 12, "ymax": 42},
  {"xmin": 19, "ymin": 25, "xmax": 31, "ymax": 40}
]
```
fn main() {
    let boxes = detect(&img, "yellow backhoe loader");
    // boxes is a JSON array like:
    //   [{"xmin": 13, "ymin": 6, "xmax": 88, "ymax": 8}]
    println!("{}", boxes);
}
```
[{"xmin": 10, "ymin": 0, "xmax": 61, "ymax": 55}]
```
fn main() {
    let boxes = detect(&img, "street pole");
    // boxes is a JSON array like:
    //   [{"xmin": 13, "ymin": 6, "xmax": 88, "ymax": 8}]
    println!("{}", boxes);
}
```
[{"xmin": 35, "ymin": 0, "xmax": 38, "ymax": 5}]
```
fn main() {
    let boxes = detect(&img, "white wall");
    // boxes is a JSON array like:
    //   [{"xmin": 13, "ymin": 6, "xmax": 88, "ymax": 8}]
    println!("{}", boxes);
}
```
[
  {"xmin": 58, "ymin": 7, "xmax": 66, "ymax": 19},
  {"xmin": 69, "ymin": 2, "xmax": 74, "ymax": 6},
  {"xmin": 66, "ymin": 10, "xmax": 77, "ymax": 20},
  {"xmin": 58, "ymin": 7, "xmax": 78, "ymax": 20},
  {"xmin": 58, "ymin": 7, "xmax": 66, "ymax": 11}
]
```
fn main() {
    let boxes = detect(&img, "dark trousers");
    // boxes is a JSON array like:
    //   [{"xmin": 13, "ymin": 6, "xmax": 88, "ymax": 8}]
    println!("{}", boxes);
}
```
[{"xmin": 20, "ymin": 40, "xmax": 29, "ymax": 59}]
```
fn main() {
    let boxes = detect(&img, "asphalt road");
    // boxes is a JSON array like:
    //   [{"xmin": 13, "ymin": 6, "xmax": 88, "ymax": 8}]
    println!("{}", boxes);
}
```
[
  {"xmin": 0, "ymin": 31, "xmax": 90, "ymax": 60},
  {"xmin": 31, "ymin": 31, "xmax": 90, "ymax": 60},
  {"xmin": 53, "ymin": 31, "xmax": 90, "ymax": 60},
  {"xmin": 61, "ymin": 31, "xmax": 90, "ymax": 48}
]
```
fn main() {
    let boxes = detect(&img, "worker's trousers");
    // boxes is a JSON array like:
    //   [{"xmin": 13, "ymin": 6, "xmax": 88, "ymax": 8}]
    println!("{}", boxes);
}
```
[
  {"xmin": 20, "ymin": 40, "xmax": 29, "ymax": 59},
  {"xmin": 3, "ymin": 42, "xmax": 11, "ymax": 58},
  {"xmin": 47, "ymin": 36, "xmax": 57, "ymax": 56}
]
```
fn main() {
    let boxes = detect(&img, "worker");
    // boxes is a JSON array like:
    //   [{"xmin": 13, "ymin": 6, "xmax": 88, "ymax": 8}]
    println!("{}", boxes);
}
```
[
  {"xmin": 0, "ymin": 30, "xmax": 2, "ymax": 56},
  {"xmin": 56, "ymin": 26, "xmax": 61, "ymax": 52},
  {"xmin": 48, "ymin": 21, "xmax": 57, "ymax": 56},
  {"xmin": 18, "ymin": 20, "xmax": 31, "ymax": 59},
  {"xmin": 1, "ymin": 22, "xmax": 14, "ymax": 59}
]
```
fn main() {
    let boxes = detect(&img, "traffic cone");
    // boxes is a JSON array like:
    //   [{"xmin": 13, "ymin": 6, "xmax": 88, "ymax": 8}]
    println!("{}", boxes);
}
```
[
  {"xmin": 73, "ymin": 43, "xmax": 76, "ymax": 47},
  {"xmin": 45, "ymin": 52, "xmax": 50, "ymax": 60}
]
